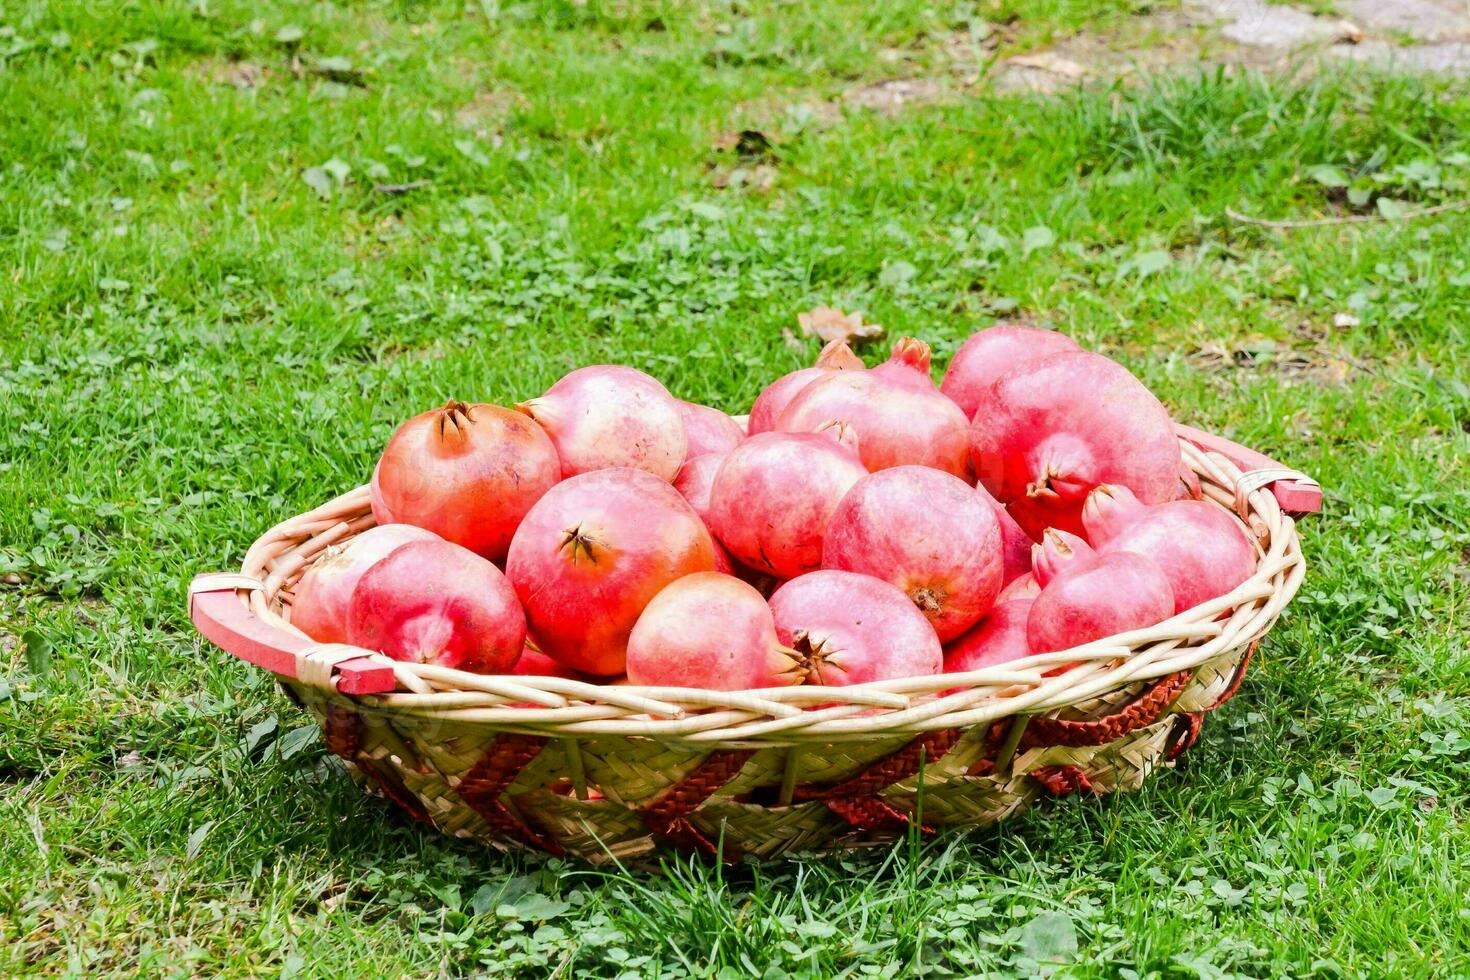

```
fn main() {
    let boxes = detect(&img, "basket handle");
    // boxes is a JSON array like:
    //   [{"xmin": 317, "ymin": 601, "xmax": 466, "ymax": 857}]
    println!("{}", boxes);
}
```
[
  {"xmin": 1173, "ymin": 423, "xmax": 1321, "ymax": 517},
  {"xmin": 188, "ymin": 573, "xmax": 398, "ymax": 695}
]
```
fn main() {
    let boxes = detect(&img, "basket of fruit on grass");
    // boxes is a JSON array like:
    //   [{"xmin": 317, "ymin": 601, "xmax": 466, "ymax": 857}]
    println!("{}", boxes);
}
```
[{"xmin": 189, "ymin": 326, "xmax": 1319, "ymax": 862}]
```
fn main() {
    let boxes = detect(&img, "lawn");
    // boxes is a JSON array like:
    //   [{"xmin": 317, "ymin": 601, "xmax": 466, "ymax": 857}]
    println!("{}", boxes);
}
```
[{"xmin": 2, "ymin": 0, "xmax": 1469, "ymax": 976}]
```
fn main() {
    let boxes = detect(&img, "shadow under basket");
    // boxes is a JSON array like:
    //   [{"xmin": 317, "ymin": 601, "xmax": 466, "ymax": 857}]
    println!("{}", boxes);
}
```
[{"xmin": 189, "ymin": 424, "xmax": 1320, "ymax": 864}]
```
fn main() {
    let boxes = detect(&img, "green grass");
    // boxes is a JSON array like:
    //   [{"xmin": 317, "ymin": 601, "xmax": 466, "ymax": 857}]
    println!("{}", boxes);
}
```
[{"xmin": 2, "ymin": 0, "xmax": 1469, "ymax": 975}]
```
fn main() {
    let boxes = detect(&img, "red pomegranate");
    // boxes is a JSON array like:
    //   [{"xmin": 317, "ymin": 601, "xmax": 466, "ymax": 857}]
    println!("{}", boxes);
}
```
[
  {"xmin": 374, "ymin": 401, "xmax": 561, "ymax": 561},
  {"xmin": 347, "ymin": 539, "xmax": 526, "ymax": 673},
  {"xmin": 708, "ymin": 428, "xmax": 867, "ymax": 580},
  {"xmin": 504, "ymin": 468, "xmax": 716, "ymax": 676},
  {"xmin": 777, "ymin": 337, "xmax": 969, "ymax": 476},
  {"xmin": 512, "ymin": 645, "xmax": 583, "ymax": 679},
  {"xmin": 1027, "ymin": 550, "xmax": 1174, "ymax": 654},
  {"xmin": 768, "ymin": 570, "xmax": 942, "ymax": 685},
  {"xmin": 747, "ymin": 339, "xmax": 864, "ymax": 434},
  {"xmin": 1082, "ymin": 484, "xmax": 1257, "ymax": 614},
  {"xmin": 943, "ymin": 599, "xmax": 1034, "ymax": 673},
  {"xmin": 291, "ymin": 524, "xmax": 438, "ymax": 644},
  {"xmin": 677, "ymin": 400, "xmax": 745, "ymax": 457},
  {"xmin": 517, "ymin": 365, "xmax": 687, "ymax": 482},
  {"xmin": 823, "ymin": 466, "xmax": 1002, "ymax": 641},
  {"xmin": 672, "ymin": 453, "xmax": 738, "ymax": 574},
  {"xmin": 939, "ymin": 325, "xmax": 1080, "ymax": 421},
  {"xmin": 626, "ymin": 572, "xmax": 800, "ymax": 690},
  {"xmin": 977, "ymin": 482, "xmax": 1033, "ymax": 586},
  {"xmin": 969, "ymin": 350, "xmax": 1181, "ymax": 538}
]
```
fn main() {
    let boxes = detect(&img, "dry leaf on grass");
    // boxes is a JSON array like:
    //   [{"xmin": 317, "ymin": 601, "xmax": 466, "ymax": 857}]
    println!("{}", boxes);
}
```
[
  {"xmin": 781, "ymin": 327, "xmax": 805, "ymax": 352},
  {"xmin": 1005, "ymin": 52, "xmax": 1086, "ymax": 78},
  {"xmin": 796, "ymin": 306, "xmax": 885, "ymax": 345}
]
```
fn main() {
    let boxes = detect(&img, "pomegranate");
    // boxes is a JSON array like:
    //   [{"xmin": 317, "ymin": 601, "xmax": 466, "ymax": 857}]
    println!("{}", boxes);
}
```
[
  {"xmin": 677, "ymin": 400, "xmax": 745, "ymax": 457},
  {"xmin": 969, "ymin": 350, "xmax": 1181, "ymax": 538},
  {"xmin": 768, "ymin": 570, "xmax": 942, "ymax": 685},
  {"xmin": 672, "ymin": 452, "xmax": 737, "ymax": 574},
  {"xmin": 374, "ymin": 401, "xmax": 561, "ymax": 561},
  {"xmin": 823, "ymin": 466, "xmax": 1002, "ymax": 641},
  {"xmin": 1027, "ymin": 550, "xmax": 1174, "ymax": 654},
  {"xmin": 1031, "ymin": 528, "xmax": 1094, "ymax": 588},
  {"xmin": 868, "ymin": 335, "xmax": 937, "ymax": 390},
  {"xmin": 347, "ymin": 539, "xmax": 526, "ymax": 672},
  {"xmin": 777, "ymin": 337, "xmax": 969, "ymax": 476},
  {"xmin": 977, "ymin": 483, "xmax": 1032, "ymax": 587},
  {"xmin": 997, "ymin": 572, "xmax": 1040, "ymax": 603},
  {"xmin": 512, "ymin": 644, "xmax": 583, "ymax": 679},
  {"xmin": 939, "ymin": 325, "xmax": 1080, "ymax": 421},
  {"xmin": 747, "ymin": 339, "xmax": 865, "ymax": 434},
  {"xmin": 517, "ymin": 365, "xmax": 687, "ymax": 482},
  {"xmin": 291, "ymin": 524, "xmax": 438, "ymax": 644},
  {"xmin": 369, "ymin": 459, "xmax": 394, "ymax": 524},
  {"xmin": 943, "ymin": 599, "xmax": 1034, "ymax": 673},
  {"xmin": 1082, "ymin": 484, "xmax": 1257, "ymax": 614},
  {"xmin": 708, "ymin": 429, "xmax": 867, "ymax": 580},
  {"xmin": 504, "ymin": 468, "xmax": 716, "ymax": 676},
  {"xmin": 626, "ymin": 572, "xmax": 800, "ymax": 690}
]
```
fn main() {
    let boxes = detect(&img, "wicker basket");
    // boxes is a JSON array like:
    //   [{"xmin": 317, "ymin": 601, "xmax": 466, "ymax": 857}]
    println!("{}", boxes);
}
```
[{"xmin": 189, "ymin": 423, "xmax": 1318, "ymax": 863}]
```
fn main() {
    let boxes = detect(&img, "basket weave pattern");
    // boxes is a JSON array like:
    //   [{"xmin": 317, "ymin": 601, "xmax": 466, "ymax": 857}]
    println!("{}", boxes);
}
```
[{"xmin": 213, "ymin": 439, "xmax": 1306, "ymax": 862}]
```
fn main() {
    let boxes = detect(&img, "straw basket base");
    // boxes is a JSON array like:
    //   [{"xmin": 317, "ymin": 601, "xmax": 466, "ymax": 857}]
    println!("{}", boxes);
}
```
[{"xmin": 288, "ymin": 643, "xmax": 1250, "ymax": 863}]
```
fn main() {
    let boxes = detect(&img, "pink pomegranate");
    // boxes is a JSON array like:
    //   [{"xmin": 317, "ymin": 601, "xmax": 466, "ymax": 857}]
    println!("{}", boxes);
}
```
[
  {"xmin": 677, "ymin": 400, "xmax": 745, "ymax": 457},
  {"xmin": 778, "ymin": 337, "xmax": 969, "ymax": 476},
  {"xmin": 708, "ymin": 429, "xmax": 867, "ymax": 580},
  {"xmin": 347, "ymin": 539, "xmax": 526, "ymax": 673},
  {"xmin": 504, "ymin": 468, "xmax": 716, "ymax": 676},
  {"xmin": 291, "ymin": 524, "xmax": 438, "ymax": 644},
  {"xmin": 969, "ymin": 350, "xmax": 1181, "ymax": 538},
  {"xmin": 939, "ymin": 325, "xmax": 1080, "ymax": 421},
  {"xmin": 626, "ymin": 572, "xmax": 800, "ymax": 690},
  {"xmin": 747, "ymin": 339, "xmax": 864, "ymax": 434},
  {"xmin": 823, "ymin": 466, "xmax": 1002, "ymax": 641},
  {"xmin": 1027, "ymin": 550, "xmax": 1175, "ymax": 654},
  {"xmin": 769, "ymin": 570, "xmax": 942, "ymax": 685},
  {"xmin": 1082, "ymin": 484, "xmax": 1257, "ymax": 614},
  {"xmin": 997, "ymin": 573, "xmax": 1040, "ymax": 602},
  {"xmin": 673, "ymin": 452, "xmax": 737, "ymax": 574},
  {"xmin": 374, "ymin": 401, "xmax": 561, "ymax": 561},
  {"xmin": 943, "ymin": 599, "xmax": 1034, "ymax": 673},
  {"xmin": 1031, "ymin": 528, "xmax": 1094, "ymax": 587},
  {"xmin": 977, "ymin": 483, "xmax": 1032, "ymax": 586},
  {"xmin": 517, "ymin": 365, "xmax": 687, "ymax": 482}
]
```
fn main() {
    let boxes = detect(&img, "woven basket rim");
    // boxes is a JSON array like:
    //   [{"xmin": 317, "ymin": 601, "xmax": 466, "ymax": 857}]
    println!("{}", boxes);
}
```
[{"xmin": 223, "ymin": 435, "xmax": 1306, "ymax": 746}]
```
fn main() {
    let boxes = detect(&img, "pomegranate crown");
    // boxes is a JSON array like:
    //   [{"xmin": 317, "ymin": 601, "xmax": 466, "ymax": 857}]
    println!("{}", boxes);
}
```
[
  {"xmin": 815, "ymin": 339, "xmax": 864, "ymax": 371},
  {"xmin": 886, "ymin": 336, "xmax": 932, "ymax": 375},
  {"xmin": 1032, "ymin": 528, "xmax": 1095, "ymax": 587},
  {"xmin": 434, "ymin": 401, "xmax": 476, "ymax": 443},
  {"xmin": 813, "ymin": 419, "xmax": 861, "ymax": 457},
  {"xmin": 1080, "ymin": 483, "xmax": 1145, "ymax": 544}
]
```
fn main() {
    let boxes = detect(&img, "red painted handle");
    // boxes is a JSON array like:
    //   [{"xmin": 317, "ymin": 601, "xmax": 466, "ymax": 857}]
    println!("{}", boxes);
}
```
[
  {"xmin": 1173, "ymin": 423, "xmax": 1321, "ymax": 517},
  {"xmin": 188, "ymin": 575, "xmax": 397, "ymax": 694}
]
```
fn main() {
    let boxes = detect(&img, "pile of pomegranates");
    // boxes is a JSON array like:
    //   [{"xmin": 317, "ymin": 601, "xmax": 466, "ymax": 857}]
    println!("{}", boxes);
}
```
[{"xmin": 290, "ymin": 326, "xmax": 1260, "ymax": 692}]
